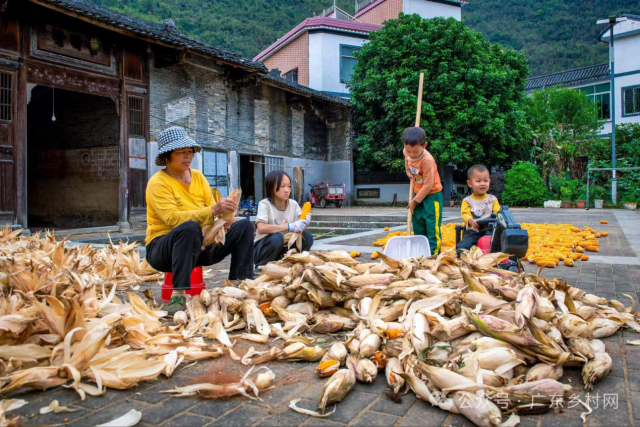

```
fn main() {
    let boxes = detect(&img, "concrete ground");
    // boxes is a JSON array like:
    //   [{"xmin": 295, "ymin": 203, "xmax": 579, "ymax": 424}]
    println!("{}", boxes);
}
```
[{"xmin": 8, "ymin": 208, "xmax": 640, "ymax": 427}]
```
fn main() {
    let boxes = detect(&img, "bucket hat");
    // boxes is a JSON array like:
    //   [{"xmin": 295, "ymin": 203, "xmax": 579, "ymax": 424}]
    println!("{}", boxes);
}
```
[{"xmin": 155, "ymin": 126, "xmax": 201, "ymax": 166}]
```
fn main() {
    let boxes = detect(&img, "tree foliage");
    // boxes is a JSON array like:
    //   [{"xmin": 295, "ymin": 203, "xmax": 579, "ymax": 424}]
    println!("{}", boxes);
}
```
[
  {"xmin": 502, "ymin": 161, "xmax": 547, "ymax": 207},
  {"xmin": 349, "ymin": 14, "xmax": 530, "ymax": 172},
  {"xmin": 527, "ymin": 86, "xmax": 601, "ymax": 180}
]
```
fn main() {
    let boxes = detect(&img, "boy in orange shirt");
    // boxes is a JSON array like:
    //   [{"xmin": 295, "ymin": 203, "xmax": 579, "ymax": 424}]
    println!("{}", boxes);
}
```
[{"xmin": 403, "ymin": 127, "xmax": 444, "ymax": 255}]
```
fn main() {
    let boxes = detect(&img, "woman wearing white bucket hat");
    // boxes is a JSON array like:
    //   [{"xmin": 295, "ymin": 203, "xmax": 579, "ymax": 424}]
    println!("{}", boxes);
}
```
[{"xmin": 145, "ymin": 126, "xmax": 254, "ymax": 314}]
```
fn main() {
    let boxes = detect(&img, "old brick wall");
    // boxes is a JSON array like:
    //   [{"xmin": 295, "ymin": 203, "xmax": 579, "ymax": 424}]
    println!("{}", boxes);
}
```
[
  {"xmin": 149, "ymin": 60, "xmax": 352, "ymax": 187},
  {"xmin": 261, "ymin": 32, "xmax": 309, "ymax": 86},
  {"xmin": 356, "ymin": 0, "xmax": 403, "ymax": 25}
]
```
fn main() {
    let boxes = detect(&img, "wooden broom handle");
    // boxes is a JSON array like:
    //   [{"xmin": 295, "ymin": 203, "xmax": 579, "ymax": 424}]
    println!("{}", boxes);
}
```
[
  {"xmin": 408, "ymin": 73, "xmax": 424, "ymax": 235},
  {"xmin": 415, "ymin": 73, "xmax": 424, "ymax": 127}
]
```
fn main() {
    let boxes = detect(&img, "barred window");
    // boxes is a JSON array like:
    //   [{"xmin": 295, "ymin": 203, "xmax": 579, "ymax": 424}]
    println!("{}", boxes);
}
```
[
  {"xmin": 264, "ymin": 156, "xmax": 284, "ymax": 175},
  {"xmin": 623, "ymin": 86, "xmax": 640, "ymax": 117},
  {"xmin": 203, "ymin": 150, "xmax": 229, "ymax": 197},
  {"xmin": 0, "ymin": 72, "xmax": 12, "ymax": 122},
  {"xmin": 128, "ymin": 96, "xmax": 144, "ymax": 136}
]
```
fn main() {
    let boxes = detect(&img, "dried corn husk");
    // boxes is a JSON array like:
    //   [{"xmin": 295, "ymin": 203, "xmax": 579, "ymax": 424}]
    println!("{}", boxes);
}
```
[
  {"xmin": 321, "ymin": 343, "xmax": 348, "ymax": 365},
  {"xmin": 346, "ymin": 355, "xmax": 377, "ymax": 383},
  {"xmin": 582, "ymin": 352, "xmax": 612, "ymax": 390},
  {"xmin": 318, "ymin": 369, "xmax": 356, "ymax": 412}
]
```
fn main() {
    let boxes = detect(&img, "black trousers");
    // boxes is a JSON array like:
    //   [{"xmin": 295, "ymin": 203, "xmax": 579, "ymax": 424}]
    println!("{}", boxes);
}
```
[
  {"xmin": 456, "ymin": 225, "xmax": 492, "ymax": 256},
  {"xmin": 146, "ymin": 219, "xmax": 254, "ymax": 289},
  {"xmin": 254, "ymin": 231, "xmax": 313, "ymax": 267}
]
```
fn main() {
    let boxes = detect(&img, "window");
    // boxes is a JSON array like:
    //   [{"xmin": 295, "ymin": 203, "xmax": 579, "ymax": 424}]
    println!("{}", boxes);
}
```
[
  {"xmin": 623, "ymin": 85, "xmax": 640, "ymax": 117},
  {"xmin": 340, "ymin": 45, "xmax": 360, "ymax": 84},
  {"xmin": 128, "ymin": 96, "xmax": 144, "ymax": 136},
  {"xmin": 578, "ymin": 83, "xmax": 610, "ymax": 120},
  {"xmin": 0, "ymin": 72, "xmax": 12, "ymax": 122},
  {"xmin": 203, "ymin": 150, "xmax": 229, "ymax": 197},
  {"xmin": 284, "ymin": 69, "xmax": 298, "ymax": 84},
  {"xmin": 264, "ymin": 156, "xmax": 284, "ymax": 175}
]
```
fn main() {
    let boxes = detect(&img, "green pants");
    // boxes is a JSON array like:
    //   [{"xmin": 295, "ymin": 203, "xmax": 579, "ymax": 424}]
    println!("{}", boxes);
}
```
[{"xmin": 412, "ymin": 191, "xmax": 444, "ymax": 255}]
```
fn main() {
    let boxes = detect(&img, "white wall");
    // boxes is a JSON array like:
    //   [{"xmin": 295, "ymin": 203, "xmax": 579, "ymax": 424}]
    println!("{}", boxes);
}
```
[
  {"xmin": 570, "ymin": 28, "xmax": 640, "ymax": 136},
  {"xmin": 403, "ymin": 0, "xmax": 462, "ymax": 20},
  {"xmin": 354, "ymin": 183, "xmax": 410, "ymax": 203},
  {"xmin": 309, "ymin": 32, "xmax": 368, "ymax": 95}
]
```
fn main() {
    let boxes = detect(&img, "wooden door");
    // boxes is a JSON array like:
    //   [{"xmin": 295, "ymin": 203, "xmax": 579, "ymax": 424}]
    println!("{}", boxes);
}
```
[{"xmin": 0, "ymin": 70, "xmax": 15, "ymax": 224}]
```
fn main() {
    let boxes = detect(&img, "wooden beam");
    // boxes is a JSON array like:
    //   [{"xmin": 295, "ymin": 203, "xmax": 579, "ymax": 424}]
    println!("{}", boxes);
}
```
[
  {"xmin": 14, "ymin": 21, "xmax": 28, "ymax": 229},
  {"xmin": 116, "ymin": 47, "xmax": 130, "ymax": 231}
]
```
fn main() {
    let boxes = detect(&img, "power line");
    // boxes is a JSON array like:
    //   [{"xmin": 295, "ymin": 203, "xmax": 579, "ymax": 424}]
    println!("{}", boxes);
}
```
[{"xmin": 148, "ymin": 112, "xmax": 270, "ymax": 150}]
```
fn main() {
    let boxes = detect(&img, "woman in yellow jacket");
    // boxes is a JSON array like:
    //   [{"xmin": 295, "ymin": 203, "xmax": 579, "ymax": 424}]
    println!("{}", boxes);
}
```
[{"xmin": 145, "ymin": 127, "xmax": 253, "ymax": 314}]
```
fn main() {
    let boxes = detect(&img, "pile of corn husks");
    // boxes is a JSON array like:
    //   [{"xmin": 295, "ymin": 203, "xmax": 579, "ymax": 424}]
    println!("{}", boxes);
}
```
[
  {"xmin": 1, "ymin": 226, "xmax": 639, "ymax": 427},
  {"xmin": 233, "ymin": 249, "xmax": 639, "ymax": 426}
]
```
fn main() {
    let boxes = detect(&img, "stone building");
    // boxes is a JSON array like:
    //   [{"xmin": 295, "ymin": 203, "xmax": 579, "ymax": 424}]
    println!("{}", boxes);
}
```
[{"xmin": 0, "ymin": 0, "xmax": 353, "ymax": 232}]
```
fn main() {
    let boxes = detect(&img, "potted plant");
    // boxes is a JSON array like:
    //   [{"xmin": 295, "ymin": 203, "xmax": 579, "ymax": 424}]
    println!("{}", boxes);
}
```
[
  {"xmin": 621, "ymin": 194, "xmax": 637, "ymax": 210},
  {"xmin": 560, "ymin": 187, "xmax": 572, "ymax": 208},
  {"xmin": 575, "ymin": 184, "xmax": 587, "ymax": 208},
  {"xmin": 590, "ymin": 186, "xmax": 606, "ymax": 209}
]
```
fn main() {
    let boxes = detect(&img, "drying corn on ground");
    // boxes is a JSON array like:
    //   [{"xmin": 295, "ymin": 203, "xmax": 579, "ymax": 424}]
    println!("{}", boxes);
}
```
[
  {"xmin": 375, "ymin": 223, "xmax": 607, "ymax": 266},
  {"xmin": 1, "ymin": 224, "xmax": 639, "ymax": 427}
]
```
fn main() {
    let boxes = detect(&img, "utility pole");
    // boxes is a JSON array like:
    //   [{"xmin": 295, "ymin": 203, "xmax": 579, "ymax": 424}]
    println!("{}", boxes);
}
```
[{"xmin": 598, "ymin": 15, "xmax": 627, "ymax": 204}]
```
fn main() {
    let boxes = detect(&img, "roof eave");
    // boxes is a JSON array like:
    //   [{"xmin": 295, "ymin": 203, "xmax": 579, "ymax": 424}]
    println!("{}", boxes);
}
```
[
  {"xmin": 259, "ymin": 74, "xmax": 352, "ymax": 107},
  {"xmin": 30, "ymin": 0, "xmax": 266, "ymax": 73}
]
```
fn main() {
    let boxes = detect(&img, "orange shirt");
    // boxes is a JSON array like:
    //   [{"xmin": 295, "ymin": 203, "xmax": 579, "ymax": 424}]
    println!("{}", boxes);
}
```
[{"xmin": 403, "ymin": 148, "xmax": 442, "ymax": 203}]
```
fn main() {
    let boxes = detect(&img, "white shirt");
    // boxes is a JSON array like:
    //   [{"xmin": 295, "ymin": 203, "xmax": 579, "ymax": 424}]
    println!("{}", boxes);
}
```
[{"xmin": 254, "ymin": 198, "xmax": 301, "ymax": 242}]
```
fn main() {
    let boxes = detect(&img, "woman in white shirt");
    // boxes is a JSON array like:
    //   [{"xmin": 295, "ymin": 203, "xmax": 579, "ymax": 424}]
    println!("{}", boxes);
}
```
[{"xmin": 254, "ymin": 170, "xmax": 313, "ymax": 268}]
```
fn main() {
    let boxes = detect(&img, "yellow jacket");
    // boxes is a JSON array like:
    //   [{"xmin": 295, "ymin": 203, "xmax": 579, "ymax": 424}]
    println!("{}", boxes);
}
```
[{"xmin": 145, "ymin": 169, "xmax": 221, "ymax": 245}]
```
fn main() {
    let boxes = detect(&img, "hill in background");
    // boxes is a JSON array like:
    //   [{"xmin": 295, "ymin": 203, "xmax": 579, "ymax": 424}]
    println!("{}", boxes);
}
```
[{"xmin": 90, "ymin": 0, "xmax": 639, "ymax": 76}]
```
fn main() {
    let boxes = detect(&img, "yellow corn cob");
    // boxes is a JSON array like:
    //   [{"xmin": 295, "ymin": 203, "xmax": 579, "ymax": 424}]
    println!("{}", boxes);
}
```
[{"xmin": 299, "ymin": 202, "xmax": 311, "ymax": 220}]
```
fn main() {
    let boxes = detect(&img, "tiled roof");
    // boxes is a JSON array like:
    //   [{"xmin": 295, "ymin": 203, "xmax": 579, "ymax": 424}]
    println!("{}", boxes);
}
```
[
  {"xmin": 526, "ymin": 63, "xmax": 610, "ymax": 91},
  {"xmin": 34, "ymin": 0, "xmax": 267, "ymax": 72},
  {"xmin": 354, "ymin": 0, "xmax": 468, "ymax": 19},
  {"xmin": 260, "ymin": 72, "xmax": 352, "ymax": 107},
  {"xmin": 253, "ymin": 17, "xmax": 381, "ymax": 61}
]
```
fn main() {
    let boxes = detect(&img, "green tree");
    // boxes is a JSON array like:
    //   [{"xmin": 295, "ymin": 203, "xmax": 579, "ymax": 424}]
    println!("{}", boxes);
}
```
[
  {"xmin": 502, "ymin": 161, "xmax": 547, "ymax": 206},
  {"xmin": 527, "ymin": 86, "xmax": 601, "ymax": 180},
  {"xmin": 349, "ymin": 14, "xmax": 531, "ymax": 172}
]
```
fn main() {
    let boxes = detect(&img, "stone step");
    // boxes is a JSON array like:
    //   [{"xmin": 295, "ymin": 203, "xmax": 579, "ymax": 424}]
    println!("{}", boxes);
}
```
[
  {"xmin": 69, "ymin": 233, "xmax": 147, "ymax": 245},
  {"xmin": 310, "ymin": 221, "xmax": 404, "ymax": 229},
  {"xmin": 308, "ymin": 227, "xmax": 372, "ymax": 236},
  {"xmin": 311, "ymin": 215, "xmax": 407, "ymax": 223}
]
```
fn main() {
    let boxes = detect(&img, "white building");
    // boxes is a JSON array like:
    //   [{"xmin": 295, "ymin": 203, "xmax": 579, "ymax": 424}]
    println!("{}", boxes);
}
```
[
  {"xmin": 526, "ymin": 14, "xmax": 640, "ymax": 136},
  {"xmin": 254, "ymin": 0, "xmax": 467, "ymax": 98}
]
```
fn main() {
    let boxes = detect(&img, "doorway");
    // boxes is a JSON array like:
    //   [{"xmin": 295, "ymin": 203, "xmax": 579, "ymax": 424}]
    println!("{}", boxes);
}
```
[
  {"xmin": 27, "ymin": 86, "xmax": 120, "ymax": 229},
  {"xmin": 239, "ymin": 154, "xmax": 255, "ymax": 201}
]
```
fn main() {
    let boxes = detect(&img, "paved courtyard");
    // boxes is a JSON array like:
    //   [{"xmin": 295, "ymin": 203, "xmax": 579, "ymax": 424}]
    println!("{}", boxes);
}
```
[{"xmin": 7, "ymin": 208, "xmax": 640, "ymax": 427}]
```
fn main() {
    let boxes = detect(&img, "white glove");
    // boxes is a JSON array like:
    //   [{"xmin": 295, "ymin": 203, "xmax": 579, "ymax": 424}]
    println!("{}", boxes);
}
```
[
  {"xmin": 305, "ymin": 214, "xmax": 312, "ymax": 223},
  {"xmin": 289, "ymin": 219, "xmax": 308, "ymax": 233}
]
